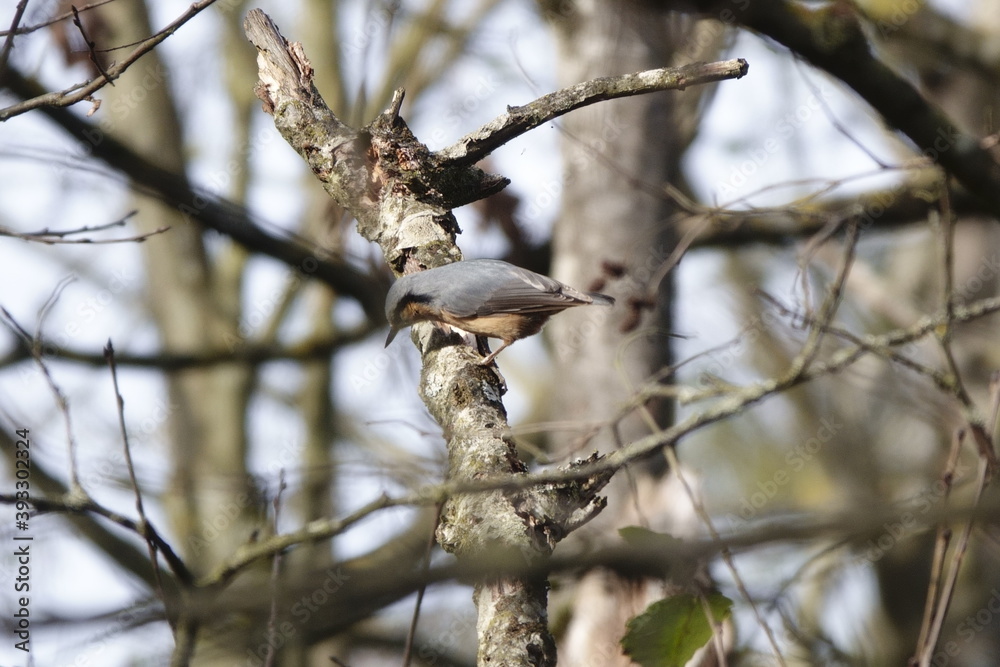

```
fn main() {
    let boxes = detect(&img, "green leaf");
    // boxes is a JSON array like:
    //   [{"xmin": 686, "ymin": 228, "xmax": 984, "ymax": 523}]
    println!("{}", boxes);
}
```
[{"xmin": 620, "ymin": 593, "xmax": 733, "ymax": 667}]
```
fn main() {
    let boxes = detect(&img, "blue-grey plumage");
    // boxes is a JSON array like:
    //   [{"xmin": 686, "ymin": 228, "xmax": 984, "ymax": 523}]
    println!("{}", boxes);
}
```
[{"xmin": 384, "ymin": 259, "xmax": 615, "ymax": 364}]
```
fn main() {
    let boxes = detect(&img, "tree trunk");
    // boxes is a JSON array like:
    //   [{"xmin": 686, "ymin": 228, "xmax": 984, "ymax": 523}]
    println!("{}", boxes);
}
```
[
  {"xmin": 544, "ymin": 2, "xmax": 714, "ymax": 664},
  {"xmin": 95, "ymin": 2, "xmax": 260, "ymax": 663}
]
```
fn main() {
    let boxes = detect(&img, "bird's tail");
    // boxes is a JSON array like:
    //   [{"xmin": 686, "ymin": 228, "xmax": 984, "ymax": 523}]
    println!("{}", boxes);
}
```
[{"xmin": 587, "ymin": 292, "xmax": 615, "ymax": 306}]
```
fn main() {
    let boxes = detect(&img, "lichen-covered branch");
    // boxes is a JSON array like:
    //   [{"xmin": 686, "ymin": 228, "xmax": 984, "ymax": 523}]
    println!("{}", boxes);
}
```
[{"xmin": 437, "ymin": 58, "xmax": 749, "ymax": 165}]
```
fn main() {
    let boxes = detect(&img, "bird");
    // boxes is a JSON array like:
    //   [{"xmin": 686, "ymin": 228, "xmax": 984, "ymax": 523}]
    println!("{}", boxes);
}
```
[{"xmin": 384, "ymin": 258, "xmax": 615, "ymax": 365}]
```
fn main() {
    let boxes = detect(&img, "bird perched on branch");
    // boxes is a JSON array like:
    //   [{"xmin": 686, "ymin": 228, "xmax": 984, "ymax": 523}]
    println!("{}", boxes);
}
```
[{"xmin": 385, "ymin": 258, "xmax": 614, "ymax": 365}]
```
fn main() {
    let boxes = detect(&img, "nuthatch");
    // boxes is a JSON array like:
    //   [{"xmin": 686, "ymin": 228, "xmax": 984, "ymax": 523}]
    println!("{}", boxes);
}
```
[{"xmin": 385, "ymin": 259, "xmax": 615, "ymax": 365}]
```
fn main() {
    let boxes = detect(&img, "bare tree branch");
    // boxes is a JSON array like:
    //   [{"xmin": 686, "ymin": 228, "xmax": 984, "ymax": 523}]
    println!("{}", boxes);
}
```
[
  {"xmin": 105, "ymin": 340, "xmax": 172, "ymax": 627},
  {"xmin": 702, "ymin": 1, "xmax": 1000, "ymax": 217},
  {"xmin": 0, "ymin": 0, "xmax": 29, "ymax": 79},
  {"xmin": 0, "ymin": 488, "xmax": 191, "ymax": 584},
  {"xmin": 436, "ymin": 58, "xmax": 749, "ymax": 165},
  {"xmin": 0, "ymin": 0, "xmax": 220, "ymax": 120},
  {"xmin": 0, "ymin": 0, "xmax": 116, "ymax": 37},
  {"xmin": 0, "ymin": 67, "xmax": 386, "ymax": 319},
  {"xmin": 153, "ymin": 497, "xmax": 1000, "ymax": 634},
  {"xmin": 0, "ymin": 327, "xmax": 373, "ymax": 370},
  {"xmin": 1, "ymin": 306, "xmax": 84, "ymax": 493},
  {"xmin": 0, "ymin": 211, "xmax": 171, "ymax": 244}
]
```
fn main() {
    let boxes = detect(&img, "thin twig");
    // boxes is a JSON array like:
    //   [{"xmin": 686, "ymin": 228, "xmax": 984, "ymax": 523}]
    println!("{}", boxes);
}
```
[
  {"xmin": 200, "ymin": 492, "xmax": 404, "ymax": 587},
  {"xmin": 929, "ymin": 192, "xmax": 998, "ymax": 471},
  {"xmin": 11, "ymin": 211, "xmax": 136, "ymax": 236},
  {"xmin": 0, "ymin": 211, "xmax": 171, "ymax": 244},
  {"xmin": 914, "ymin": 428, "xmax": 964, "ymax": 662},
  {"xmin": 652, "ymin": 291, "xmax": 1000, "ymax": 406},
  {"xmin": 697, "ymin": 590, "xmax": 730, "ymax": 667},
  {"xmin": 2, "ymin": 489, "xmax": 192, "ymax": 583},
  {"xmin": 915, "ymin": 209, "xmax": 1000, "ymax": 664},
  {"xmin": 793, "ymin": 58, "xmax": 890, "ymax": 169},
  {"xmin": 0, "ymin": 0, "xmax": 29, "ymax": 79},
  {"xmin": 625, "ymin": 224, "xmax": 857, "ymax": 664},
  {"xmin": 1, "ymin": 305, "xmax": 84, "ymax": 493},
  {"xmin": 402, "ymin": 504, "xmax": 443, "ymax": 667},
  {"xmin": 939, "ymin": 188, "xmax": 956, "ymax": 326},
  {"xmin": 642, "ymin": 212, "xmax": 714, "ymax": 304},
  {"xmin": 0, "ymin": 0, "xmax": 220, "ymax": 121},
  {"xmin": 792, "ymin": 219, "xmax": 860, "ymax": 374},
  {"xmin": 105, "ymin": 339, "xmax": 172, "ymax": 627},
  {"xmin": 919, "ymin": 456, "xmax": 990, "ymax": 667},
  {"xmin": 264, "ymin": 471, "xmax": 287, "ymax": 667},
  {"xmin": 0, "ymin": 0, "xmax": 116, "ymax": 37},
  {"xmin": 667, "ymin": 446, "xmax": 770, "ymax": 665},
  {"xmin": 34, "ymin": 274, "xmax": 76, "ymax": 345},
  {"xmin": 71, "ymin": 5, "xmax": 114, "ymax": 86}
]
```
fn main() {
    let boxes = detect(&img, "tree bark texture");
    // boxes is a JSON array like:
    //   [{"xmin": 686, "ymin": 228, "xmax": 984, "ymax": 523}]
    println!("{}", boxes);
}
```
[{"xmin": 544, "ymin": 2, "xmax": 713, "ymax": 664}]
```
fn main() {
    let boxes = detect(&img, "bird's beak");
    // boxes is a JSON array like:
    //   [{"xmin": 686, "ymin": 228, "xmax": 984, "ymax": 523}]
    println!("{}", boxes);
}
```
[{"xmin": 385, "ymin": 326, "xmax": 399, "ymax": 348}]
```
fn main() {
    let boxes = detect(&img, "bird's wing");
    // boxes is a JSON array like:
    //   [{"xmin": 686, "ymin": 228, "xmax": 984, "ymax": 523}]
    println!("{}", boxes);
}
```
[{"xmin": 444, "ymin": 264, "xmax": 592, "ymax": 317}]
